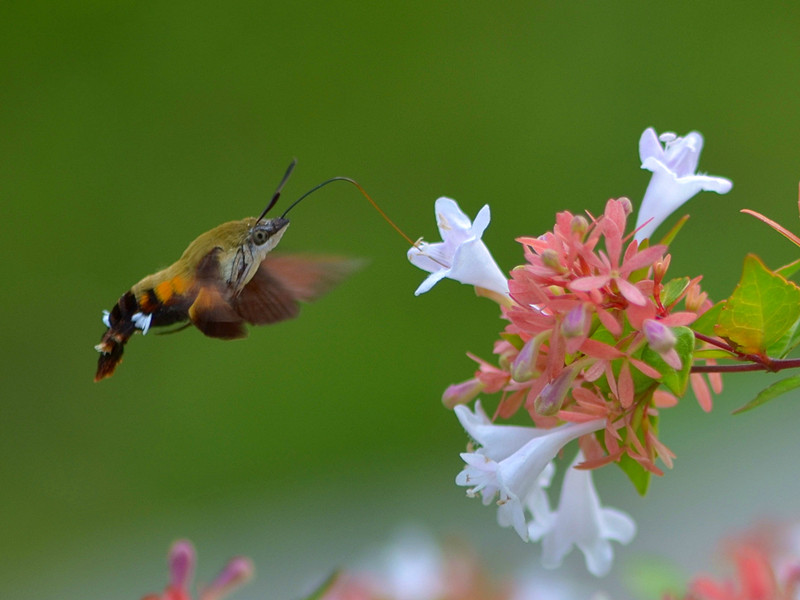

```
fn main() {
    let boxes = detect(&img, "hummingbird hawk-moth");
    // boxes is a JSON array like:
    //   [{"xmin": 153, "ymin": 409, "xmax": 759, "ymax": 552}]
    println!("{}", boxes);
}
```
[{"xmin": 94, "ymin": 160, "xmax": 359, "ymax": 381}]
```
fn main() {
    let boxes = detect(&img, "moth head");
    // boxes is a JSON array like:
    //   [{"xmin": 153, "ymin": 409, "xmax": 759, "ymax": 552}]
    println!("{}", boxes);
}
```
[{"xmin": 247, "ymin": 216, "xmax": 289, "ymax": 257}]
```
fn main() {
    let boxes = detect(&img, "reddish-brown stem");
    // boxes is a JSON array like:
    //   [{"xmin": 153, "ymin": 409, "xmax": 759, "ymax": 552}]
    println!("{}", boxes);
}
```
[
  {"xmin": 690, "ymin": 331, "xmax": 796, "ymax": 374},
  {"xmin": 692, "ymin": 332, "xmax": 732, "ymax": 351},
  {"xmin": 692, "ymin": 358, "xmax": 800, "ymax": 373}
]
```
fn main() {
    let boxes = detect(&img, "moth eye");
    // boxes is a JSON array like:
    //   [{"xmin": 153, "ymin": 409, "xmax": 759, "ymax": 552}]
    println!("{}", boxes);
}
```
[{"xmin": 252, "ymin": 229, "xmax": 269, "ymax": 245}]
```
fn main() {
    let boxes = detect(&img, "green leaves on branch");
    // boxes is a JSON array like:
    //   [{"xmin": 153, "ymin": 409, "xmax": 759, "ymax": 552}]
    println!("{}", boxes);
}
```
[
  {"xmin": 660, "ymin": 277, "xmax": 690, "ymax": 309},
  {"xmin": 697, "ymin": 254, "xmax": 800, "ymax": 416},
  {"xmin": 300, "ymin": 571, "xmax": 341, "ymax": 600},
  {"xmin": 715, "ymin": 254, "xmax": 800, "ymax": 356},
  {"xmin": 642, "ymin": 326, "xmax": 695, "ymax": 396},
  {"xmin": 618, "ymin": 452, "xmax": 651, "ymax": 496},
  {"xmin": 733, "ymin": 375, "xmax": 800, "ymax": 415}
]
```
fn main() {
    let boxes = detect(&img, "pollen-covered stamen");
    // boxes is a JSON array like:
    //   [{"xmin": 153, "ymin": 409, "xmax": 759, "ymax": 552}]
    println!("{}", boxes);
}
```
[{"xmin": 132, "ymin": 312, "xmax": 153, "ymax": 335}]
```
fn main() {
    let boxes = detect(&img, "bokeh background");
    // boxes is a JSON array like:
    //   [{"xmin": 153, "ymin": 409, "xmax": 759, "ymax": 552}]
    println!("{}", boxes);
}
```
[{"xmin": 3, "ymin": 2, "xmax": 800, "ymax": 598}]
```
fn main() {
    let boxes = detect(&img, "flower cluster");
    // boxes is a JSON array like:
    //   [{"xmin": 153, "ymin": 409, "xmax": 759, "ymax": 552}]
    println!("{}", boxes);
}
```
[
  {"xmin": 666, "ymin": 522, "xmax": 800, "ymax": 600},
  {"xmin": 142, "ymin": 532, "xmax": 603, "ymax": 600},
  {"xmin": 408, "ymin": 128, "xmax": 732, "ymax": 576},
  {"xmin": 320, "ymin": 528, "xmax": 597, "ymax": 600},
  {"xmin": 141, "ymin": 540, "xmax": 253, "ymax": 600},
  {"xmin": 479, "ymin": 196, "xmax": 709, "ymax": 472}
]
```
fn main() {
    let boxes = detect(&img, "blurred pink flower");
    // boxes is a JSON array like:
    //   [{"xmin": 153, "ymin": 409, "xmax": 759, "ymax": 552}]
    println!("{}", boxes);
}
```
[{"xmin": 141, "ymin": 540, "xmax": 253, "ymax": 600}]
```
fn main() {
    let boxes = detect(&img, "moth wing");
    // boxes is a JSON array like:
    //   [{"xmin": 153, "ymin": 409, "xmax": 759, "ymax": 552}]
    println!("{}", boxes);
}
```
[
  {"xmin": 233, "ymin": 254, "xmax": 362, "ymax": 325},
  {"xmin": 232, "ymin": 265, "xmax": 301, "ymax": 325},
  {"xmin": 259, "ymin": 254, "xmax": 364, "ymax": 302},
  {"xmin": 188, "ymin": 248, "xmax": 248, "ymax": 339}
]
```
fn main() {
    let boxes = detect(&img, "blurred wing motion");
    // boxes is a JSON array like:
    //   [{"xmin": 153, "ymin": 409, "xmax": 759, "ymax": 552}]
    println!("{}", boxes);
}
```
[
  {"xmin": 191, "ymin": 253, "xmax": 363, "ymax": 336},
  {"xmin": 233, "ymin": 255, "xmax": 363, "ymax": 325},
  {"xmin": 94, "ymin": 253, "xmax": 361, "ymax": 381}
]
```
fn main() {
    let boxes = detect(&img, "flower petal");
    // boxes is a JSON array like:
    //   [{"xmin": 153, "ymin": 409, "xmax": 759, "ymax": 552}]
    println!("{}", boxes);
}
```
[
  {"xmin": 434, "ymin": 196, "xmax": 473, "ymax": 241},
  {"xmin": 569, "ymin": 275, "xmax": 611, "ymax": 293},
  {"xmin": 535, "ymin": 451, "xmax": 636, "ymax": 577},
  {"xmin": 407, "ymin": 241, "xmax": 452, "ymax": 274},
  {"xmin": 615, "ymin": 277, "xmax": 647, "ymax": 306},
  {"xmin": 454, "ymin": 401, "xmax": 544, "ymax": 462},
  {"xmin": 469, "ymin": 204, "xmax": 492, "ymax": 238},
  {"xmin": 448, "ymin": 238, "xmax": 509, "ymax": 296},
  {"xmin": 412, "ymin": 267, "xmax": 450, "ymax": 296},
  {"xmin": 635, "ymin": 129, "xmax": 732, "ymax": 241},
  {"xmin": 408, "ymin": 198, "xmax": 508, "ymax": 296},
  {"xmin": 638, "ymin": 127, "xmax": 664, "ymax": 165}
]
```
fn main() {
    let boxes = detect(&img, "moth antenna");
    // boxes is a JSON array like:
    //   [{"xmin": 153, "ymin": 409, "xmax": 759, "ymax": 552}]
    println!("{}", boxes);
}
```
[
  {"xmin": 256, "ymin": 158, "xmax": 298, "ymax": 223},
  {"xmin": 281, "ymin": 176, "xmax": 416, "ymax": 247}
]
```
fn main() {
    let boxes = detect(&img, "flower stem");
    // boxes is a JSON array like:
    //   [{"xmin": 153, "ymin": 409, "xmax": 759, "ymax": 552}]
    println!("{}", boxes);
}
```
[
  {"xmin": 691, "ymin": 332, "xmax": 800, "ymax": 373},
  {"xmin": 692, "ymin": 358, "xmax": 800, "ymax": 373}
]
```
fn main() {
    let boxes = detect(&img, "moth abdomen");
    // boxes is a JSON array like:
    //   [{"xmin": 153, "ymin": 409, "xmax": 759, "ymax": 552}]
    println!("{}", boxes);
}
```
[{"xmin": 94, "ymin": 284, "xmax": 193, "ymax": 381}]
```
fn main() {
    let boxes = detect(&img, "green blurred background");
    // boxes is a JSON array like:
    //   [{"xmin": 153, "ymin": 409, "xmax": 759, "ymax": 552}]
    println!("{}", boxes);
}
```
[{"xmin": 3, "ymin": 2, "xmax": 800, "ymax": 598}]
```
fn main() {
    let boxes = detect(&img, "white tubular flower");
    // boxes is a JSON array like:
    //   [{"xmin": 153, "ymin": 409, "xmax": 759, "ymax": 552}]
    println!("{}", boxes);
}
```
[
  {"xmin": 528, "ymin": 451, "xmax": 636, "ymax": 577},
  {"xmin": 455, "ymin": 400, "xmax": 545, "ymax": 462},
  {"xmin": 362, "ymin": 528, "xmax": 446, "ymax": 600},
  {"xmin": 497, "ymin": 461, "xmax": 554, "ymax": 538},
  {"xmin": 408, "ymin": 197, "xmax": 509, "ymax": 297},
  {"xmin": 455, "ymin": 403, "xmax": 605, "ymax": 542},
  {"xmin": 635, "ymin": 127, "xmax": 733, "ymax": 242}
]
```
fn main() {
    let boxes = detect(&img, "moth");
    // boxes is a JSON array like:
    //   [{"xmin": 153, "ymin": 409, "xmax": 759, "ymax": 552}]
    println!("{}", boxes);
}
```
[{"xmin": 94, "ymin": 160, "xmax": 359, "ymax": 381}]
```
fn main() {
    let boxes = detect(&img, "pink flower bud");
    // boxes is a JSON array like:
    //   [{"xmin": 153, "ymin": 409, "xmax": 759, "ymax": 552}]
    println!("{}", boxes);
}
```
[
  {"xmin": 653, "ymin": 255, "xmax": 671, "ymax": 282},
  {"xmin": 618, "ymin": 197, "xmax": 633, "ymax": 216},
  {"xmin": 535, "ymin": 367, "xmax": 577, "ymax": 416},
  {"xmin": 643, "ymin": 319, "xmax": 676, "ymax": 353},
  {"xmin": 685, "ymin": 281, "xmax": 709, "ymax": 313},
  {"xmin": 442, "ymin": 378, "xmax": 484, "ymax": 409},
  {"xmin": 201, "ymin": 557, "xmax": 254, "ymax": 600},
  {"xmin": 540, "ymin": 249, "xmax": 563, "ymax": 272},
  {"xmin": 570, "ymin": 215, "xmax": 589, "ymax": 236},
  {"xmin": 561, "ymin": 305, "xmax": 588, "ymax": 339},
  {"xmin": 510, "ymin": 335, "xmax": 544, "ymax": 382},
  {"xmin": 168, "ymin": 540, "xmax": 196, "ymax": 592}
]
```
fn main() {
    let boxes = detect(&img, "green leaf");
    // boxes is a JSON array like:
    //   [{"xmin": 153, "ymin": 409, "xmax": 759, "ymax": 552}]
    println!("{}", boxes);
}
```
[
  {"xmin": 300, "ymin": 571, "xmax": 341, "ymax": 600},
  {"xmin": 716, "ymin": 254, "xmax": 800, "ymax": 354},
  {"xmin": 660, "ymin": 277, "xmax": 690, "ymax": 308},
  {"xmin": 623, "ymin": 558, "xmax": 686, "ymax": 600},
  {"xmin": 622, "ymin": 557, "xmax": 686, "ymax": 600},
  {"xmin": 766, "ymin": 314, "xmax": 800, "ymax": 358},
  {"xmin": 615, "ymin": 404, "xmax": 657, "ymax": 496},
  {"xmin": 691, "ymin": 301, "xmax": 724, "ymax": 337},
  {"xmin": 732, "ymin": 375, "xmax": 800, "ymax": 415},
  {"xmin": 617, "ymin": 452, "xmax": 651, "ymax": 496},
  {"xmin": 776, "ymin": 256, "xmax": 800, "ymax": 279},
  {"xmin": 692, "ymin": 348, "xmax": 735, "ymax": 359},
  {"xmin": 657, "ymin": 214, "xmax": 690, "ymax": 246},
  {"xmin": 499, "ymin": 332, "xmax": 524, "ymax": 350},
  {"xmin": 640, "ymin": 326, "xmax": 695, "ymax": 396}
]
